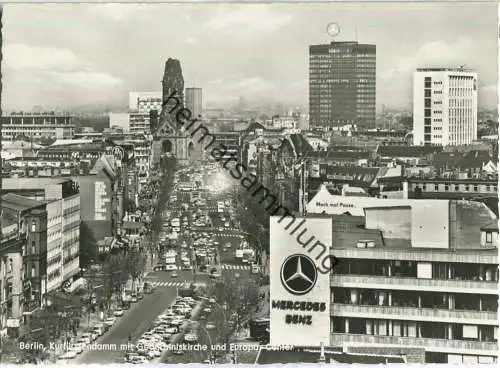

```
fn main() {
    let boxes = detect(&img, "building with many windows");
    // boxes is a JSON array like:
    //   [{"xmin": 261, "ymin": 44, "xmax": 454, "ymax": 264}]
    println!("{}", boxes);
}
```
[
  {"xmin": 304, "ymin": 187, "xmax": 498, "ymax": 364},
  {"xmin": 1, "ymin": 194, "xmax": 48, "ymax": 318},
  {"xmin": 309, "ymin": 41, "xmax": 376, "ymax": 130},
  {"xmin": 128, "ymin": 91, "xmax": 162, "ymax": 114},
  {"xmin": 1, "ymin": 112, "xmax": 75, "ymax": 140},
  {"xmin": 1, "ymin": 179, "xmax": 81, "ymax": 292},
  {"xmin": 413, "ymin": 68, "xmax": 478, "ymax": 146},
  {"xmin": 0, "ymin": 212, "xmax": 25, "ymax": 336}
]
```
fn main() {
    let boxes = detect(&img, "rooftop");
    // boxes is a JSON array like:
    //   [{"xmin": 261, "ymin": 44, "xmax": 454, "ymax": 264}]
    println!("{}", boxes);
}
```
[
  {"xmin": 255, "ymin": 347, "xmax": 405, "ymax": 364},
  {"xmin": 1, "ymin": 193, "xmax": 44, "ymax": 212},
  {"xmin": 433, "ymin": 150, "xmax": 491, "ymax": 170},
  {"xmin": 3, "ymin": 177, "xmax": 69, "ymax": 191},
  {"xmin": 416, "ymin": 67, "xmax": 475, "ymax": 72},
  {"xmin": 377, "ymin": 145, "xmax": 443, "ymax": 158}
]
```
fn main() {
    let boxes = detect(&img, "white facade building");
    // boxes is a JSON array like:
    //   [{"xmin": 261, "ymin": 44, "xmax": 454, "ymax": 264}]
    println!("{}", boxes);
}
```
[
  {"xmin": 128, "ymin": 92, "xmax": 162, "ymax": 114},
  {"xmin": 109, "ymin": 112, "xmax": 151, "ymax": 135},
  {"xmin": 413, "ymin": 68, "xmax": 478, "ymax": 147},
  {"xmin": 1, "ymin": 112, "xmax": 74, "ymax": 140}
]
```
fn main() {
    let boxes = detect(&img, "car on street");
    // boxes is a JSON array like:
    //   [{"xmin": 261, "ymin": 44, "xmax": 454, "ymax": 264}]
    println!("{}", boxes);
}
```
[
  {"xmin": 184, "ymin": 333, "xmax": 198, "ymax": 342},
  {"xmin": 206, "ymin": 323, "xmax": 215, "ymax": 330},
  {"xmin": 59, "ymin": 350, "xmax": 78, "ymax": 360},
  {"xmin": 130, "ymin": 355, "xmax": 150, "ymax": 364},
  {"xmin": 93, "ymin": 323, "xmax": 107, "ymax": 336},
  {"xmin": 76, "ymin": 335, "xmax": 91, "ymax": 345},
  {"xmin": 171, "ymin": 272, "xmax": 178, "ymax": 278},
  {"xmin": 68, "ymin": 343, "xmax": 85, "ymax": 354},
  {"xmin": 105, "ymin": 317, "xmax": 117, "ymax": 327},
  {"xmin": 113, "ymin": 309, "xmax": 124, "ymax": 317}
]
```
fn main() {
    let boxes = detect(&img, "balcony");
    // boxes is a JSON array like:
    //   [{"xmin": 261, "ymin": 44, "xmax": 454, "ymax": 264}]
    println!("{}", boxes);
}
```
[
  {"xmin": 330, "ymin": 274, "xmax": 498, "ymax": 295},
  {"xmin": 331, "ymin": 248, "xmax": 497, "ymax": 264},
  {"xmin": 331, "ymin": 304, "xmax": 497, "ymax": 325},
  {"xmin": 330, "ymin": 333, "xmax": 498, "ymax": 356}
]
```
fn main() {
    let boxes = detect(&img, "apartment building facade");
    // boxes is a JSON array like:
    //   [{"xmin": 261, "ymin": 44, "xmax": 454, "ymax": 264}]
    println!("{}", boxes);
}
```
[
  {"xmin": 1, "ymin": 194, "xmax": 48, "ymax": 318},
  {"xmin": 0, "ymin": 215, "xmax": 25, "ymax": 336}
]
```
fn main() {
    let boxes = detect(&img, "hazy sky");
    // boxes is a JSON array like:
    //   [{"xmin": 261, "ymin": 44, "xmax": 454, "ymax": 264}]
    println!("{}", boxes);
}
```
[{"xmin": 3, "ymin": 2, "xmax": 498, "ymax": 111}]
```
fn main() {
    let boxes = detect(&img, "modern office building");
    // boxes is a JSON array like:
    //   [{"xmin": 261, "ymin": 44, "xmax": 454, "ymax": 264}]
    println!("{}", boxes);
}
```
[
  {"xmin": 109, "ymin": 112, "xmax": 152, "ymax": 135},
  {"xmin": 1, "ymin": 112, "xmax": 75, "ymax": 140},
  {"xmin": 185, "ymin": 87, "xmax": 203, "ymax": 118},
  {"xmin": 1, "ymin": 179, "xmax": 81, "ymax": 290},
  {"xmin": 309, "ymin": 41, "xmax": 376, "ymax": 130},
  {"xmin": 270, "ymin": 187, "xmax": 498, "ymax": 364},
  {"xmin": 128, "ymin": 92, "xmax": 162, "ymax": 114},
  {"xmin": 413, "ymin": 68, "xmax": 478, "ymax": 146}
]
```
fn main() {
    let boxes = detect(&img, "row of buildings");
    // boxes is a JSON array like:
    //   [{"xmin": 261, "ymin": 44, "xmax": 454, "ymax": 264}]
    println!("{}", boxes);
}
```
[{"xmin": 0, "ymin": 134, "xmax": 160, "ymax": 336}]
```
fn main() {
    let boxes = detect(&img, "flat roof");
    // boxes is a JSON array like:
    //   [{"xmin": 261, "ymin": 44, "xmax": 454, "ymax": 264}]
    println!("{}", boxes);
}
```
[
  {"xmin": 3, "ymin": 177, "xmax": 69, "ymax": 190},
  {"xmin": 1, "ymin": 193, "xmax": 44, "ymax": 211},
  {"xmin": 416, "ymin": 67, "xmax": 475, "ymax": 72}
]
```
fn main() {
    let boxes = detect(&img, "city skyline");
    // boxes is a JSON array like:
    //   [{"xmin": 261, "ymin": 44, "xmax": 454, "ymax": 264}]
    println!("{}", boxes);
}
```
[{"xmin": 2, "ymin": 3, "xmax": 497, "ymax": 111}]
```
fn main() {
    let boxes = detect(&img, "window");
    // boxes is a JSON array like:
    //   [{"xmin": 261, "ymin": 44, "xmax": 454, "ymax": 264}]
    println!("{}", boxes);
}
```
[
  {"xmin": 31, "ymin": 220, "xmax": 36, "ymax": 232},
  {"xmin": 474, "ymin": 185, "xmax": 478, "ymax": 192},
  {"xmin": 31, "ymin": 241, "xmax": 36, "ymax": 254},
  {"xmin": 8, "ymin": 259, "xmax": 13, "ymax": 273},
  {"xmin": 465, "ymin": 185, "xmax": 470, "ymax": 192},
  {"xmin": 486, "ymin": 232, "xmax": 493, "ymax": 243},
  {"xmin": 31, "ymin": 265, "xmax": 36, "ymax": 277},
  {"xmin": 434, "ymin": 184, "xmax": 439, "ymax": 191},
  {"xmin": 444, "ymin": 184, "xmax": 449, "ymax": 192},
  {"xmin": 422, "ymin": 184, "xmax": 427, "ymax": 191},
  {"xmin": 455, "ymin": 184, "xmax": 460, "ymax": 191}
]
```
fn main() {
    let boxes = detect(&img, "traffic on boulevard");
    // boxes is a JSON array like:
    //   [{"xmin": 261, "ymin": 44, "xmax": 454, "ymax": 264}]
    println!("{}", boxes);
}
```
[{"xmin": 55, "ymin": 160, "xmax": 266, "ymax": 365}]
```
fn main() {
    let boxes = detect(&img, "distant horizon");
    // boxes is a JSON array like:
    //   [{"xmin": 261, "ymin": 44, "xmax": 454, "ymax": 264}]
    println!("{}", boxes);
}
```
[{"xmin": 3, "ymin": 3, "xmax": 497, "ymax": 111}]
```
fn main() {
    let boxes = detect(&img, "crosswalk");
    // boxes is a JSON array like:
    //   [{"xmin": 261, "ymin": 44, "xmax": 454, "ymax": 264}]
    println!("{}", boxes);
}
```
[
  {"xmin": 148, "ymin": 281, "xmax": 190, "ymax": 288},
  {"xmin": 216, "ymin": 233, "xmax": 242, "ymax": 238},
  {"xmin": 147, "ymin": 280, "xmax": 208, "ymax": 288},
  {"xmin": 220, "ymin": 264, "xmax": 251, "ymax": 271}
]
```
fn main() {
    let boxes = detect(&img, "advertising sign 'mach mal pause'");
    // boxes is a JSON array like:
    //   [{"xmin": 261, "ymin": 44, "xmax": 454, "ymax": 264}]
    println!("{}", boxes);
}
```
[{"xmin": 269, "ymin": 216, "xmax": 332, "ymax": 347}]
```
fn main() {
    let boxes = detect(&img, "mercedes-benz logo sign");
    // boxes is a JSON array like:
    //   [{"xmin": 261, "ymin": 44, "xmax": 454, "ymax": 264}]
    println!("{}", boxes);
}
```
[{"xmin": 280, "ymin": 254, "xmax": 317, "ymax": 296}]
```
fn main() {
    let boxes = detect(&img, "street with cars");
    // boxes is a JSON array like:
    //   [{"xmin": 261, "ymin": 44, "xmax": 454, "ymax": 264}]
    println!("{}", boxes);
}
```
[{"xmin": 55, "ymin": 161, "xmax": 264, "ymax": 364}]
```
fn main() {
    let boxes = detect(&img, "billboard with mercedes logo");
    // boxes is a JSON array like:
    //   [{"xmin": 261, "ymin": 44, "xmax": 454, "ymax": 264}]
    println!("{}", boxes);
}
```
[{"xmin": 270, "ymin": 216, "xmax": 332, "ymax": 347}]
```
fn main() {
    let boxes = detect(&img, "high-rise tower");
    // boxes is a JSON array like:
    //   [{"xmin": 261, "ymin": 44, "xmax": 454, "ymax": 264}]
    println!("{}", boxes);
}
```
[
  {"xmin": 413, "ymin": 67, "xmax": 478, "ymax": 146},
  {"xmin": 185, "ymin": 87, "xmax": 203, "ymax": 118},
  {"xmin": 309, "ymin": 40, "xmax": 376, "ymax": 130}
]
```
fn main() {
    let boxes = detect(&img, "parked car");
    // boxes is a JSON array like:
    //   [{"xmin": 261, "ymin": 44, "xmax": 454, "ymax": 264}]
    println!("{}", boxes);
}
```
[
  {"xmin": 105, "ymin": 317, "xmax": 117, "ymax": 327},
  {"xmin": 113, "ymin": 309, "xmax": 125, "ymax": 317}
]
